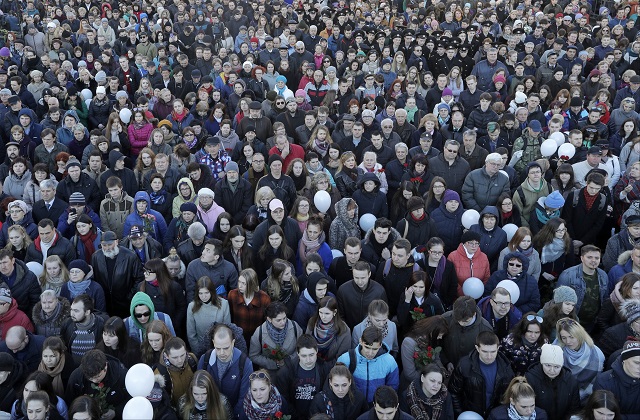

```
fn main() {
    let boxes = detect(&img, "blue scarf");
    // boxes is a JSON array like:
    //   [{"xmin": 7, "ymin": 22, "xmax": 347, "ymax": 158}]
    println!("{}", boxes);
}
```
[{"xmin": 67, "ymin": 279, "xmax": 91, "ymax": 298}]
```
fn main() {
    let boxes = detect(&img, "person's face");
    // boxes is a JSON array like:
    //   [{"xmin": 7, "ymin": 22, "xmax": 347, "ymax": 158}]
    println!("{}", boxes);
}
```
[
  {"xmin": 421, "ymin": 371, "xmax": 443, "ymax": 398},
  {"xmin": 511, "ymin": 396, "xmax": 536, "ymax": 418},
  {"xmin": 213, "ymin": 332, "xmax": 235, "ymax": 363},
  {"xmin": 542, "ymin": 362, "xmax": 562, "ymax": 379},
  {"xmin": 559, "ymin": 329, "xmax": 580, "ymax": 350},
  {"xmin": 251, "ymin": 379, "xmax": 271, "ymax": 404},
  {"xmin": 102, "ymin": 331, "xmax": 119, "ymax": 349},
  {"xmin": 268, "ymin": 232, "xmax": 283, "ymax": 249},
  {"xmin": 391, "ymin": 246, "xmax": 408, "ymax": 268},
  {"xmin": 67, "ymin": 166, "xmax": 81, "ymax": 181},
  {"xmin": 581, "ymin": 250, "xmax": 601, "ymax": 270},
  {"xmin": 268, "ymin": 311, "xmax": 288, "ymax": 330},
  {"xmin": 353, "ymin": 269, "xmax": 370, "ymax": 290},
  {"xmin": 166, "ymin": 346, "xmax": 187, "ymax": 368},
  {"xmin": 147, "ymin": 332, "xmax": 164, "ymax": 351},
  {"xmin": 298, "ymin": 347, "xmax": 318, "ymax": 370},
  {"xmin": 40, "ymin": 291, "xmax": 58, "ymax": 314},
  {"xmin": 38, "ymin": 225, "xmax": 55, "ymax": 243},
  {"xmin": 476, "ymin": 343, "xmax": 499, "ymax": 364},
  {"xmin": 592, "ymin": 407, "xmax": 616, "ymax": 420},
  {"xmin": 70, "ymin": 301, "xmax": 88, "ymax": 323},
  {"xmin": 482, "ymin": 214, "xmax": 497, "ymax": 230},
  {"xmin": 524, "ymin": 322, "xmax": 541, "ymax": 344},
  {"xmin": 26, "ymin": 399, "xmax": 47, "ymax": 420},
  {"xmin": 41, "ymin": 348, "xmax": 62, "ymax": 369},
  {"xmin": 134, "ymin": 305, "xmax": 152, "ymax": 325},
  {"xmin": 374, "ymin": 227, "xmax": 390, "ymax": 244},
  {"xmin": 330, "ymin": 375, "xmax": 351, "ymax": 399}
]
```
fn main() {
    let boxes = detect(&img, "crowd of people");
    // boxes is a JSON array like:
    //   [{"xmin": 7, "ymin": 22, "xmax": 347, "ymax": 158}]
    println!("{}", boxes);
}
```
[{"xmin": 0, "ymin": 0, "xmax": 640, "ymax": 419}]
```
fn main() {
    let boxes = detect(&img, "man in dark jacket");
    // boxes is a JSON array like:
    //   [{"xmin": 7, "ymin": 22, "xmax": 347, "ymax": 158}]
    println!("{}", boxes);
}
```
[
  {"xmin": 429, "ymin": 140, "xmax": 470, "ymax": 193},
  {"xmin": 274, "ymin": 335, "xmax": 330, "ymax": 420},
  {"xmin": 336, "ymin": 261, "xmax": 388, "ymax": 329},
  {"xmin": 360, "ymin": 218, "xmax": 400, "ymax": 272},
  {"xmin": 24, "ymin": 218, "xmax": 75, "ymax": 266},
  {"xmin": 466, "ymin": 93, "xmax": 499, "ymax": 137},
  {"xmin": 374, "ymin": 239, "xmax": 421, "ymax": 318},
  {"xmin": 184, "ymin": 239, "xmax": 238, "ymax": 301},
  {"xmin": 61, "ymin": 293, "xmax": 105, "ymax": 364},
  {"xmin": 449, "ymin": 331, "xmax": 515, "ymax": 418},
  {"xmin": 56, "ymin": 160, "xmax": 101, "ymax": 212},
  {"xmin": 395, "ymin": 197, "xmax": 438, "ymax": 251},
  {"xmin": 561, "ymin": 172, "xmax": 608, "ymax": 251},
  {"xmin": 90, "ymin": 231, "xmax": 144, "ymax": 318},
  {"xmin": 0, "ymin": 249, "xmax": 40, "ymax": 316},
  {"xmin": 256, "ymin": 155, "xmax": 297, "ymax": 212},
  {"xmin": 213, "ymin": 161, "xmax": 252, "ymax": 225},
  {"xmin": 119, "ymin": 225, "xmax": 163, "ymax": 264},
  {"xmin": 593, "ymin": 340, "xmax": 640, "ymax": 418},
  {"xmin": 98, "ymin": 150, "xmax": 137, "ymax": 198},
  {"xmin": 0, "ymin": 326, "xmax": 45, "ymax": 374},
  {"xmin": 32, "ymin": 178, "xmax": 67, "ymax": 224},
  {"xmin": 65, "ymin": 349, "xmax": 130, "ymax": 419}
]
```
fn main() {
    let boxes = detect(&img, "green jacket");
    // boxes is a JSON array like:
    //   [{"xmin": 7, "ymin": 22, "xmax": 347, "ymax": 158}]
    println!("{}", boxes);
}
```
[{"xmin": 512, "ymin": 131, "xmax": 543, "ymax": 173}]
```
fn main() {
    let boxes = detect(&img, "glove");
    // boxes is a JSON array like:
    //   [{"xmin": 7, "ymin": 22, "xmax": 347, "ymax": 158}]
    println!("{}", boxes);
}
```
[{"xmin": 508, "ymin": 150, "xmax": 524, "ymax": 167}]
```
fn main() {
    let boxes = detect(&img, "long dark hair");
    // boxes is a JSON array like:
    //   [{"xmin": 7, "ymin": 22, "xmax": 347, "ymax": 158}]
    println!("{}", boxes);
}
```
[
  {"xmin": 554, "ymin": 163, "xmax": 576, "ymax": 189},
  {"xmin": 102, "ymin": 316, "xmax": 130, "ymax": 352},
  {"xmin": 578, "ymin": 390, "xmax": 622, "ymax": 420},
  {"xmin": 533, "ymin": 217, "xmax": 571, "ymax": 254},
  {"xmin": 192, "ymin": 276, "xmax": 221, "ymax": 312},
  {"xmin": 223, "ymin": 225, "xmax": 252, "ymax": 269},
  {"xmin": 308, "ymin": 296, "xmax": 348, "ymax": 334},
  {"xmin": 407, "ymin": 315, "xmax": 449, "ymax": 344},
  {"xmin": 139, "ymin": 258, "xmax": 173, "ymax": 306},
  {"xmin": 509, "ymin": 312, "xmax": 548, "ymax": 347},
  {"xmin": 258, "ymin": 225, "xmax": 294, "ymax": 260}
]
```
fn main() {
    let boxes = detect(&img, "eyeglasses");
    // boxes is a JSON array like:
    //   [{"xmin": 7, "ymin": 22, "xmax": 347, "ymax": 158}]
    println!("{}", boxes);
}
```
[
  {"xmin": 144, "ymin": 269, "xmax": 155, "ymax": 275},
  {"xmin": 466, "ymin": 241, "xmax": 480, "ymax": 246},
  {"xmin": 249, "ymin": 372, "xmax": 270, "ymax": 381},
  {"xmin": 276, "ymin": 101, "xmax": 285, "ymax": 105},
  {"xmin": 491, "ymin": 299, "xmax": 510, "ymax": 307},
  {"xmin": 557, "ymin": 318, "xmax": 577, "ymax": 327},
  {"xmin": 526, "ymin": 314, "xmax": 543, "ymax": 323},
  {"xmin": 135, "ymin": 311, "xmax": 151, "ymax": 319},
  {"xmin": 429, "ymin": 250, "xmax": 443, "ymax": 255},
  {"xmin": 508, "ymin": 262, "xmax": 522, "ymax": 268}
]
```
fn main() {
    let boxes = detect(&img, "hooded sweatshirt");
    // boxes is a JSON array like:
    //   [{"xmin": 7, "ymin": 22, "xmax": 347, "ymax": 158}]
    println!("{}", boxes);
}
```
[
  {"xmin": 123, "ymin": 191, "xmax": 168, "ymax": 243},
  {"xmin": 124, "ymin": 291, "xmax": 175, "ymax": 342},
  {"xmin": 55, "ymin": 110, "xmax": 81, "ymax": 146}
]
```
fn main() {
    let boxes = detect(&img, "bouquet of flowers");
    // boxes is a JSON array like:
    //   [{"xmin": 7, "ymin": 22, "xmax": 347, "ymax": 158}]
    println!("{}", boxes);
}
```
[
  {"xmin": 413, "ymin": 345, "xmax": 442, "ymax": 369},
  {"xmin": 410, "ymin": 307, "xmax": 426, "ymax": 321},
  {"xmin": 410, "ymin": 177, "xmax": 423, "ymax": 188},
  {"xmin": 262, "ymin": 343, "xmax": 288, "ymax": 361},
  {"xmin": 140, "ymin": 213, "xmax": 156, "ymax": 233}
]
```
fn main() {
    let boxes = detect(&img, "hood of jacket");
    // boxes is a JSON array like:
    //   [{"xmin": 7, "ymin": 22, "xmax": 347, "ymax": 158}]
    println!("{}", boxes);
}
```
[
  {"xmin": 108, "ymin": 150, "xmax": 125, "ymax": 170},
  {"xmin": 18, "ymin": 108, "xmax": 37, "ymax": 128},
  {"xmin": 306, "ymin": 272, "xmax": 331, "ymax": 304},
  {"xmin": 502, "ymin": 251, "xmax": 531, "ymax": 273},
  {"xmin": 133, "ymin": 191, "xmax": 151, "ymax": 213},
  {"xmin": 63, "ymin": 109, "xmax": 80, "ymax": 125},
  {"xmin": 335, "ymin": 197, "xmax": 358, "ymax": 223},
  {"xmin": 358, "ymin": 171, "xmax": 381, "ymax": 189},
  {"xmin": 177, "ymin": 177, "xmax": 196, "ymax": 200},
  {"xmin": 130, "ymin": 291, "xmax": 155, "ymax": 331}
]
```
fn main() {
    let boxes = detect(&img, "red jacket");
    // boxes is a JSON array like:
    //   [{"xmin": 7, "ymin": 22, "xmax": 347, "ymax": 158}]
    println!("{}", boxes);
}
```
[
  {"xmin": 447, "ymin": 243, "xmax": 491, "ymax": 296},
  {"xmin": 269, "ymin": 143, "xmax": 306, "ymax": 173},
  {"xmin": 127, "ymin": 122, "xmax": 154, "ymax": 156},
  {"xmin": 0, "ymin": 298, "xmax": 34, "ymax": 339}
]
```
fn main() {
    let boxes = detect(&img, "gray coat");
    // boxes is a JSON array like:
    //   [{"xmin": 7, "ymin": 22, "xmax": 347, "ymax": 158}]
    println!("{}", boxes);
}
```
[
  {"xmin": 249, "ymin": 320, "xmax": 303, "ymax": 373},
  {"xmin": 185, "ymin": 258, "xmax": 238, "ymax": 302},
  {"xmin": 462, "ymin": 167, "xmax": 510, "ymax": 211}
]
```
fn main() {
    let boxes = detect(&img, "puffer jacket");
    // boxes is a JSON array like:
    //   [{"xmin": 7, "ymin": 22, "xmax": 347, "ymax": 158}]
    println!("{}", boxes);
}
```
[
  {"xmin": 525, "ymin": 363, "xmax": 580, "ymax": 420},
  {"xmin": 449, "ymin": 348, "xmax": 515, "ymax": 418},
  {"xmin": 88, "ymin": 96, "xmax": 111, "ymax": 129},
  {"xmin": 352, "ymin": 172, "xmax": 388, "ymax": 218},
  {"xmin": 127, "ymin": 122, "xmax": 154, "ymax": 156},
  {"xmin": 122, "ymin": 191, "xmax": 168, "ymax": 243},
  {"xmin": 441, "ymin": 307, "xmax": 493, "ymax": 367},
  {"xmin": 3, "ymin": 169, "xmax": 31, "ymax": 200},
  {"xmin": 448, "ymin": 243, "xmax": 491, "ymax": 295},
  {"xmin": 461, "ymin": 167, "xmax": 510, "ymax": 211},
  {"xmin": 469, "ymin": 206, "xmax": 508, "ymax": 271},
  {"xmin": 55, "ymin": 110, "xmax": 80, "ymax": 146},
  {"xmin": 0, "ymin": 297, "xmax": 33, "ymax": 338},
  {"xmin": 329, "ymin": 197, "xmax": 360, "ymax": 250},
  {"xmin": 466, "ymin": 107, "xmax": 499, "ymax": 137},
  {"xmin": 484, "ymin": 252, "xmax": 541, "ymax": 313},
  {"xmin": 32, "ymin": 297, "xmax": 71, "ymax": 337}
]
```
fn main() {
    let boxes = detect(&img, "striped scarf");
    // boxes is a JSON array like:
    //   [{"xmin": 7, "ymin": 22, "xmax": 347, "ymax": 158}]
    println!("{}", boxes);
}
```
[{"xmin": 406, "ymin": 380, "xmax": 448, "ymax": 420}]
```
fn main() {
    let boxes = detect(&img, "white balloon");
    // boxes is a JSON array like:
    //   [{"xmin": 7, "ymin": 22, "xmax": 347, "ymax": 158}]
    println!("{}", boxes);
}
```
[
  {"xmin": 314, "ymin": 190, "xmax": 331, "ymax": 213},
  {"xmin": 503, "ymin": 224, "xmax": 519, "ymax": 241},
  {"xmin": 85, "ymin": 99, "xmax": 92, "ymax": 109},
  {"xmin": 496, "ymin": 279, "xmax": 521, "ymax": 304},
  {"xmin": 461, "ymin": 209, "xmax": 480, "ymax": 229},
  {"xmin": 359, "ymin": 213, "xmax": 377, "ymax": 232},
  {"xmin": 25, "ymin": 262, "xmax": 43, "ymax": 277},
  {"xmin": 119, "ymin": 108, "xmax": 132, "ymax": 124},
  {"xmin": 81, "ymin": 89, "xmax": 92, "ymax": 100},
  {"xmin": 462, "ymin": 277, "xmax": 484, "ymax": 299},
  {"xmin": 122, "ymin": 397, "xmax": 154, "ymax": 420},
  {"xmin": 125, "ymin": 364, "xmax": 155, "ymax": 398},
  {"xmin": 558, "ymin": 143, "xmax": 576, "ymax": 160},
  {"xmin": 540, "ymin": 139, "xmax": 558, "ymax": 157},
  {"xmin": 499, "ymin": 170, "xmax": 509, "ymax": 179},
  {"xmin": 331, "ymin": 249, "xmax": 343, "ymax": 258},
  {"xmin": 549, "ymin": 131, "xmax": 566, "ymax": 147},
  {"xmin": 458, "ymin": 412, "xmax": 484, "ymax": 420}
]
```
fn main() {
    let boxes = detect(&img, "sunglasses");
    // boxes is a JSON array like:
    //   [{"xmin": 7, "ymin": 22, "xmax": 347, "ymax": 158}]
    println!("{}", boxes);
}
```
[
  {"xmin": 249, "ymin": 372, "xmax": 270, "ymax": 381},
  {"xmin": 135, "ymin": 311, "xmax": 151, "ymax": 319},
  {"xmin": 526, "ymin": 314, "xmax": 543, "ymax": 323}
]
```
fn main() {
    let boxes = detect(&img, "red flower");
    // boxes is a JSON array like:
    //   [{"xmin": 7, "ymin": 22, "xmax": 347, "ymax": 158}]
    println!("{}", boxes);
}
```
[
  {"xmin": 98, "ymin": 383, "xmax": 104, "ymax": 388},
  {"xmin": 403, "ymin": 163, "xmax": 409, "ymax": 168},
  {"xmin": 271, "ymin": 350, "xmax": 277, "ymax": 355},
  {"xmin": 427, "ymin": 346, "xmax": 432, "ymax": 351},
  {"xmin": 275, "ymin": 412, "xmax": 283, "ymax": 419},
  {"xmin": 413, "ymin": 352, "xmax": 419, "ymax": 359},
  {"xmin": 427, "ymin": 352, "xmax": 433, "ymax": 358},
  {"xmin": 378, "ymin": 168, "xmax": 385, "ymax": 173},
  {"xmin": 560, "ymin": 155, "xmax": 569, "ymax": 161},
  {"xmin": 414, "ymin": 307, "xmax": 423, "ymax": 313},
  {"xmin": 263, "ymin": 343, "xmax": 268, "ymax": 349}
]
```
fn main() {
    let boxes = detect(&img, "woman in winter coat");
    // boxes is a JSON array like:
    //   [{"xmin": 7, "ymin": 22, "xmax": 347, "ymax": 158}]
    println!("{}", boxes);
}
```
[
  {"xmin": 37, "ymin": 337, "xmax": 76, "ymax": 397},
  {"xmin": 88, "ymin": 87, "xmax": 112, "ymax": 130},
  {"xmin": 448, "ymin": 230, "xmax": 491, "ymax": 295},
  {"xmin": 485, "ymin": 252, "xmax": 541, "ymax": 314},
  {"xmin": 59, "ymin": 259, "xmax": 106, "ymax": 313},
  {"xmin": 334, "ymin": 151, "xmax": 363, "ymax": 198},
  {"xmin": 400, "ymin": 316, "xmax": 449, "ymax": 388},
  {"xmin": 487, "ymin": 376, "xmax": 549, "ymax": 420},
  {"xmin": 248, "ymin": 301, "xmax": 303, "ymax": 374},
  {"xmin": 95, "ymin": 316, "xmax": 142, "ymax": 368},
  {"xmin": 70, "ymin": 214, "xmax": 102, "ymax": 264},
  {"xmin": 253, "ymin": 226, "xmax": 296, "ymax": 282},
  {"xmin": 259, "ymin": 259, "xmax": 300, "ymax": 319},
  {"xmin": 22, "ymin": 164, "xmax": 52, "ymax": 211},
  {"xmin": 328, "ymin": 198, "xmax": 360, "ymax": 251},
  {"xmin": 309, "ymin": 363, "xmax": 368, "ymax": 419},
  {"xmin": 525, "ymin": 344, "xmax": 581, "ymax": 420},
  {"xmin": 501, "ymin": 313, "xmax": 549, "ymax": 375},
  {"xmin": 171, "ymin": 177, "xmax": 198, "ymax": 219},
  {"xmin": 352, "ymin": 172, "xmax": 388, "ymax": 219},
  {"xmin": 186, "ymin": 276, "xmax": 231, "ymax": 357},
  {"xmin": 146, "ymin": 173, "xmax": 174, "ymax": 225},
  {"xmin": 401, "ymin": 153, "xmax": 435, "ymax": 197},
  {"xmin": 397, "ymin": 271, "xmax": 445, "ymax": 335},
  {"xmin": 0, "ymin": 200, "xmax": 38, "ymax": 248},
  {"xmin": 293, "ymin": 272, "xmax": 334, "ymax": 331},
  {"xmin": 400, "ymin": 364, "xmax": 454, "ymax": 420},
  {"xmin": 3, "ymin": 157, "xmax": 31, "ymax": 200},
  {"xmin": 429, "ymin": 190, "xmax": 464, "ymax": 254},
  {"xmin": 138, "ymin": 258, "xmax": 187, "ymax": 337},
  {"xmin": 498, "ymin": 227, "xmax": 542, "ymax": 281},
  {"xmin": 395, "ymin": 196, "xmax": 438, "ymax": 249},
  {"xmin": 306, "ymin": 296, "xmax": 350, "ymax": 363},
  {"xmin": 533, "ymin": 218, "xmax": 576, "ymax": 298},
  {"xmin": 470, "ymin": 206, "xmax": 508, "ymax": 272},
  {"xmin": 389, "ymin": 181, "xmax": 419, "ymax": 226},
  {"xmin": 127, "ymin": 109, "xmax": 154, "ymax": 157},
  {"xmin": 419, "ymin": 238, "xmax": 458, "ymax": 310},
  {"xmin": 594, "ymin": 271, "xmax": 639, "ymax": 336},
  {"xmin": 539, "ymin": 286, "xmax": 579, "ymax": 342}
]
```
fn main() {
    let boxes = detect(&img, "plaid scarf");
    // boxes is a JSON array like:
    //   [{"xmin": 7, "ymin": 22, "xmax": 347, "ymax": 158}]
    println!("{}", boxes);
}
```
[
  {"xmin": 406, "ymin": 380, "xmax": 448, "ymax": 420},
  {"xmin": 298, "ymin": 230, "xmax": 325, "ymax": 263},
  {"xmin": 242, "ymin": 385, "xmax": 282, "ymax": 420}
]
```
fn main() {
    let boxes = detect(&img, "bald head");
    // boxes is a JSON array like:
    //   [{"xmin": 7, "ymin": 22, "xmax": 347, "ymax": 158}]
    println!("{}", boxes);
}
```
[{"xmin": 5, "ymin": 326, "xmax": 27, "ymax": 352}]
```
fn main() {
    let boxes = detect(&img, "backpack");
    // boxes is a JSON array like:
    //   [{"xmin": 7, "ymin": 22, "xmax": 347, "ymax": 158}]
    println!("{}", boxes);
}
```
[
  {"xmin": 515, "ymin": 183, "xmax": 553, "ymax": 209},
  {"xmin": 347, "ymin": 349, "xmax": 357, "ymax": 374}
]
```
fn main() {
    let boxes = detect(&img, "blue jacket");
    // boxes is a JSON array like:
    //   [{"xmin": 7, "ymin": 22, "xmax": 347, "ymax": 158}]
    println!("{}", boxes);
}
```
[
  {"xmin": 593, "ymin": 357, "xmax": 640, "ymax": 419},
  {"xmin": 484, "ymin": 252, "xmax": 541, "ymax": 313},
  {"xmin": 430, "ymin": 198, "xmax": 464, "ymax": 253},
  {"xmin": 122, "ymin": 191, "xmax": 168, "ymax": 243},
  {"xmin": 124, "ymin": 312, "xmax": 175, "ymax": 342},
  {"xmin": 57, "ymin": 206, "xmax": 101, "ymax": 239},
  {"xmin": 557, "ymin": 264, "xmax": 609, "ymax": 313},
  {"xmin": 59, "ymin": 279, "xmax": 106, "ymax": 313},
  {"xmin": 469, "ymin": 206, "xmax": 508, "ymax": 268},
  {"xmin": 198, "ymin": 347, "xmax": 253, "ymax": 418},
  {"xmin": 607, "ymin": 258, "xmax": 632, "ymax": 294},
  {"xmin": 337, "ymin": 343, "xmax": 399, "ymax": 403},
  {"xmin": 55, "ymin": 110, "xmax": 81, "ymax": 146}
]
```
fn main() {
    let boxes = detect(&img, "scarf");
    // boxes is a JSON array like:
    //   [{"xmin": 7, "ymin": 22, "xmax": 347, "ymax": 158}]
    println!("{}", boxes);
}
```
[
  {"xmin": 266, "ymin": 319, "xmax": 288, "ymax": 347},
  {"xmin": 541, "ymin": 238, "xmax": 565, "ymax": 264},
  {"xmin": 67, "ymin": 279, "xmax": 91, "ymax": 298},
  {"xmin": 242, "ymin": 385, "xmax": 282, "ymax": 420},
  {"xmin": 44, "ymin": 275, "xmax": 66, "ymax": 295},
  {"xmin": 583, "ymin": 188, "xmax": 598, "ymax": 211},
  {"xmin": 535, "ymin": 206, "xmax": 560, "ymax": 224},
  {"xmin": 175, "ymin": 217, "xmax": 191, "ymax": 244},
  {"xmin": 314, "ymin": 138, "xmax": 329, "ymax": 157},
  {"xmin": 342, "ymin": 166, "xmax": 359, "ymax": 181},
  {"xmin": 298, "ymin": 230, "xmax": 325, "ymax": 263},
  {"xmin": 38, "ymin": 353, "xmax": 66, "ymax": 396},
  {"xmin": 149, "ymin": 189, "xmax": 166, "ymax": 205},
  {"xmin": 431, "ymin": 256, "xmax": 447, "ymax": 292},
  {"xmin": 79, "ymin": 231, "xmax": 97, "ymax": 262},
  {"xmin": 518, "ymin": 246, "xmax": 535, "ymax": 261},
  {"xmin": 291, "ymin": 172, "xmax": 308, "ymax": 191},
  {"xmin": 560, "ymin": 342, "xmax": 604, "ymax": 400},
  {"xmin": 314, "ymin": 319, "xmax": 336, "ymax": 355},
  {"xmin": 508, "ymin": 403, "xmax": 537, "ymax": 420},
  {"xmin": 406, "ymin": 105, "xmax": 418, "ymax": 123},
  {"xmin": 366, "ymin": 317, "xmax": 388, "ymax": 339},
  {"xmin": 406, "ymin": 380, "xmax": 448, "ymax": 420},
  {"xmin": 133, "ymin": 120, "xmax": 147, "ymax": 130}
]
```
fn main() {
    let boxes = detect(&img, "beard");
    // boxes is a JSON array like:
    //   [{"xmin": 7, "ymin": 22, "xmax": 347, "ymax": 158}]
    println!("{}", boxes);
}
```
[{"xmin": 103, "ymin": 246, "xmax": 120, "ymax": 259}]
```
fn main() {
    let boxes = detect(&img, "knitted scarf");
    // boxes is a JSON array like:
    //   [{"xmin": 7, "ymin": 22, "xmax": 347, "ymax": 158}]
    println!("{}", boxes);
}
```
[
  {"xmin": 583, "ymin": 188, "xmax": 598, "ymax": 211},
  {"xmin": 298, "ymin": 230, "xmax": 325, "ymax": 263},
  {"xmin": 67, "ymin": 279, "xmax": 91, "ymax": 298},
  {"xmin": 535, "ymin": 206, "xmax": 560, "ymax": 224},
  {"xmin": 405, "ymin": 380, "xmax": 448, "ymax": 420},
  {"xmin": 314, "ymin": 138, "xmax": 329, "ymax": 157},
  {"xmin": 38, "ymin": 353, "xmax": 66, "ymax": 396},
  {"xmin": 518, "ymin": 246, "xmax": 535, "ymax": 261},
  {"xmin": 149, "ymin": 189, "xmax": 167, "ymax": 205},
  {"xmin": 508, "ymin": 403, "xmax": 537, "ymax": 420},
  {"xmin": 266, "ymin": 319, "xmax": 288, "ymax": 347},
  {"xmin": 44, "ymin": 275, "xmax": 66, "ymax": 295},
  {"xmin": 541, "ymin": 238, "xmax": 565, "ymax": 264},
  {"xmin": 242, "ymin": 385, "xmax": 282, "ymax": 420},
  {"xmin": 366, "ymin": 317, "xmax": 388, "ymax": 339},
  {"xmin": 431, "ymin": 256, "xmax": 447, "ymax": 292},
  {"xmin": 79, "ymin": 231, "xmax": 97, "ymax": 262},
  {"xmin": 561, "ymin": 342, "xmax": 604, "ymax": 400},
  {"xmin": 314, "ymin": 319, "xmax": 336, "ymax": 356},
  {"xmin": 175, "ymin": 217, "xmax": 191, "ymax": 244}
]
